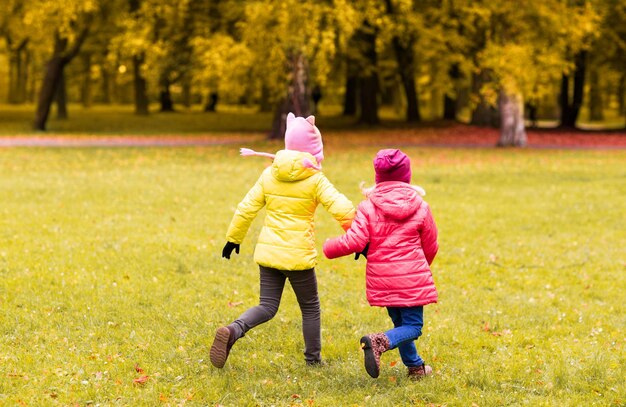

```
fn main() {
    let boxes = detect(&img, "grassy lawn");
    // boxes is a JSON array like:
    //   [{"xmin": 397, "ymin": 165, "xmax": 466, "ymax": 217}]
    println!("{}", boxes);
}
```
[
  {"xmin": 0, "ymin": 104, "xmax": 389, "ymax": 136},
  {"xmin": 1, "ymin": 103, "xmax": 624, "ymax": 136},
  {"xmin": 0, "ymin": 141, "xmax": 624, "ymax": 406}
]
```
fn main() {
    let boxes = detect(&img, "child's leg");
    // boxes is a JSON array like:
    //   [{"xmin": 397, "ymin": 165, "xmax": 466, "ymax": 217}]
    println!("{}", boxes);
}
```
[
  {"xmin": 229, "ymin": 265, "xmax": 287, "ymax": 339},
  {"xmin": 385, "ymin": 306, "xmax": 424, "ymax": 367},
  {"xmin": 284, "ymin": 268, "xmax": 321, "ymax": 364},
  {"xmin": 211, "ymin": 266, "xmax": 286, "ymax": 368}
]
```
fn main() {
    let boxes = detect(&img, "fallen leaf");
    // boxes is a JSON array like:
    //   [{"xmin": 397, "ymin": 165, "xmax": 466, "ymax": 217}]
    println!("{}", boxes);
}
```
[
  {"xmin": 133, "ymin": 375, "xmax": 149, "ymax": 385},
  {"xmin": 134, "ymin": 363, "xmax": 144, "ymax": 373},
  {"xmin": 390, "ymin": 360, "xmax": 397, "ymax": 367},
  {"xmin": 228, "ymin": 301, "xmax": 243, "ymax": 307}
]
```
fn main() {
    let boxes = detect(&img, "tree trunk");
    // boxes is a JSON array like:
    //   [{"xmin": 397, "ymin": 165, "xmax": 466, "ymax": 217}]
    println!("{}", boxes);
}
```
[
  {"xmin": 133, "ymin": 54, "xmax": 149, "ymax": 115},
  {"xmin": 429, "ymin": 67, "xmax": 441, "ymax": 120},
  {"xmin": 8, "ymin": 51, "xmax": 17, "ymax": 104},
  {"xmin": 443, "ymin": 64, "xmax": 460, "ymax": 120},
  {"xmin": 34, "ymin": 56, "xmax": 65, "ymax": 130},
  {"xmin": 471, "ymin": 70, "xmax": 499, "ymax": 127},
  {"xmin": 443, "ymin": 95, "xmax": 456, "ymax": 120},
  {"xmin": 269, "ymin": 52, "xmax": 310, "ymax": 139},
  {"xmin": 81, "ymin": 53, "xmax": 92, "ymax": 108},
  {"xmin": 258, "ymin": 86, "xmax": 273, "ymax": 112},
  {"xmin": 359, "ymin": 75, "xmax": 379, "ymax": 125},
  {"xmin": 526, "ymin": 101, "xmax": 538, "ymax": 127},
  {"xmin": 182, "ymin": 77, "xmax": 191, "ymax": 108},
  {"xmin": 498, "ymin": 90, "xmax": 527, "ymax": 147},
  {"xmin": 560, "ymin": 51, "xmax": 586, "ymax": 128},
  {"xmin": 383, "ymin": 0, "xmax": 419, "ymax": 122},
  {"xmin": 204, "ymin": 92, "xmax": 218, "ymax": 112},
  {"xmin": 7, "ymin": 38, "xmax": 29, "ymax": 104},
  {"xmin": 397, "ymin": 48, "xmax": 420, "ymax": 122},
  {"xmin": 33, "ymin": 24, "xmax": 90, "ymax": 130},
  {"xmin": 617, "ymin": 72, "xmax": 626, "ymax": 119},
  {"xmin": 20, "ymin": 48, "xmax": 31, "ymax": 103},
  {"xmin": 571, "ymin": 51, "xmax": 586, "ymax": 125},
  {"xmin": 159, "ymin": 78, "xmax": 175, "ymax": 112},
  {"xmin": 26, "ymin": 50, "xmax": 37, "ymax": 103},
  {"xmin": 356, "ymin": 23, "xmax": 379, "ymax": 125},
  {"xmin": 343, "ymin": 71, "xmax": 358, "ymax": 116},
  {"xmin": 55, "ymin": 71, "xmax": 68, "ymax": 119},
  {"xmin": 391, "ymin": 38, "xmax": 419, "ymax": 122},
  {"xmin": 101, "ymin": 66, "xmax": 113, "ymax": 104},
  {"xmin": 270, "ymin": 98, "xmax": 289, "ymax": 140},
  {"xmin": 588, "ymin": 67, "xmax": 603, "ymax": 121},
  {"xmin": 559, "ymin": 73, "xmax": 571, "ymax": 125}
]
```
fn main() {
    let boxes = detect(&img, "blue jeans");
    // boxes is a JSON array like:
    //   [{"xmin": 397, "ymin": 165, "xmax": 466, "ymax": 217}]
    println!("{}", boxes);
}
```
[{"xmin": 384, "ymin": 306, "xmax": 424, "ymax": 367}]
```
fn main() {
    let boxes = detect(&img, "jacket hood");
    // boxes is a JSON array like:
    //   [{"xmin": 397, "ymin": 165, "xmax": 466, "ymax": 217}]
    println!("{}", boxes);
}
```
[
  {"xmin": 271, "ymin": 149, "xmax": 319, "ymax": 182},
  {"xmin": 369, "ymin": 181, "xmax": 423, "ymax": 220}
]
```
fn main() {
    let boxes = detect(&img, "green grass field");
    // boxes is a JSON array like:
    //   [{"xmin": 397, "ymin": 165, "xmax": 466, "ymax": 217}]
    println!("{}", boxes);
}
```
[
  {"xmin": 1, "ymin": 139, "xmax": 625, "ymax": 406},
  {"xmin": 1, "ymin": 103, "xmax": 624, "ymax": 136}
]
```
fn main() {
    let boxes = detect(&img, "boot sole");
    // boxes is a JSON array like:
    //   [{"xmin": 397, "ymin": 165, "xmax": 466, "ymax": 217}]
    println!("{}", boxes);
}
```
[
  {"xmin": 210, "ymin": 327, "xmax": 231, "ymax": 368},
  {"xmin": 360, "ymin": 336, "xmax": 380, "ymax": 378}
]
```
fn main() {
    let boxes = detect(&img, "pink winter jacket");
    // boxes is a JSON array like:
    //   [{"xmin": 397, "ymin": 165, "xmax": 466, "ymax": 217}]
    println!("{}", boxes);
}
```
[{"xmin": 323, "ymin": 181, "xmax": 438, "ymax": 307}]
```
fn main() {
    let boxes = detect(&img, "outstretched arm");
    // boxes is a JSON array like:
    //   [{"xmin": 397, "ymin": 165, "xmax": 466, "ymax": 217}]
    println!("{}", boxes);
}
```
[
  {"xmin": 225, "ymin": 174, "xmax": 266, "ymax": 244},
  {"xmin": 316, "ymin": 174, "xmax": 355, "ymax": 231},
  {"xmin": 323, "ymin": 203, "xmax": 370, "ymax": 259}
]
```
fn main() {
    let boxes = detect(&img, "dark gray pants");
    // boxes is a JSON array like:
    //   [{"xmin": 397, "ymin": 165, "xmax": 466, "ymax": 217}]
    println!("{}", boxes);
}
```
[{"xmin": 228, "ymin": 265, "xmax": 321, "ymax": 363}]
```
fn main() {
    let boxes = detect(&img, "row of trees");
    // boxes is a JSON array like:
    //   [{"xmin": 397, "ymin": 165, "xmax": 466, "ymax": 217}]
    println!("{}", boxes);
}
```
[{"xmin": 1, "ymin": 0, "xmax": 625, "ymax": 145}]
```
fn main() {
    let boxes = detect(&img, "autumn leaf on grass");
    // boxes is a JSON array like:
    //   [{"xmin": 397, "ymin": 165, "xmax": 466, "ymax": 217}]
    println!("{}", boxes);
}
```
[
  {"xmin": 228, "ymin": 301, "xmax": 243, "ymax": 307},
  {"xmin": 481, "ymin": 321, "xmax": 491, "ymax": 332},
  {"xmin": 134, "ymin": 363, "xmax": 145, "ymax": 373},
  {"xmin": 390, "ymin": 360, "xmax": 398, "ymax": 367},
  {"xmin": 133, "ymin": 375, "xmax": 149, "ymax": 385}
]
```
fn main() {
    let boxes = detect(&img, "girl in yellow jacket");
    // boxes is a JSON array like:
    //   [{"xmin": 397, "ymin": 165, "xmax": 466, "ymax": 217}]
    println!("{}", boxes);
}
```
[{"xmin": 210, "ymin": 113, "xmax": 355, "ymax": 367}]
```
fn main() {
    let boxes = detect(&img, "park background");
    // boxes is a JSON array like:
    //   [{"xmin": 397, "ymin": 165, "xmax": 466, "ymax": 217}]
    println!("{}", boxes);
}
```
[{"xmin": 1, "ymin": 0, "xmax": 625, "ymax": 406}]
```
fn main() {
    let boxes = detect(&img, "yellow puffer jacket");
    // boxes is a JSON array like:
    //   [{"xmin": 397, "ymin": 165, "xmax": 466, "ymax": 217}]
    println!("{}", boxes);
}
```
[{"xmin": 226, "ymin": 150, "xmax": 355, "ymax": 270}]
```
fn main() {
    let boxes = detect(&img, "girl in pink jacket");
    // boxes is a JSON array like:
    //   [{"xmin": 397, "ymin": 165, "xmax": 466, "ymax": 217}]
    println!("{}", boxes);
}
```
[{"xmin": 323, "ymin": 149, "xmax": 438, "ymax": 380}]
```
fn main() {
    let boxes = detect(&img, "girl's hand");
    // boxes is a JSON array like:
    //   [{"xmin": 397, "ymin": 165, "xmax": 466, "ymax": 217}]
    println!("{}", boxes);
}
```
[
  {"xmin": 354, "ymin": 243, "xmax": 369, "ymax": 260},
  {"xmin": 222, "ymin": 242, "xmax": 240, "ymax": 259}
]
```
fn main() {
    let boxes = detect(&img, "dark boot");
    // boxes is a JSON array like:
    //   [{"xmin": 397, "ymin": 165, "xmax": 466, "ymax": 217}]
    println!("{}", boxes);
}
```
[
  {"xmin": 210, "ymin": 326, "xmax": 237, "ymax": 368},
  {"xmin": 360, "ymin": 333, "xmax": 390, "ymax": 378},
  {"xmin": 408, "ymin": 364, "xmax": 433, "ymax": 380}
]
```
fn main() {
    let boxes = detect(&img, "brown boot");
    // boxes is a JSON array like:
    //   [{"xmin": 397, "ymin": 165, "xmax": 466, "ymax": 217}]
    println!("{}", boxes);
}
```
[
  {"xmin": 408, "ymin": 364, "xmax": 433, "ymax": 380},
  {"xmin": 210, "ymin": 326, "xmax": 236, "ymax": 368},
  {"xmin": 360, "ymin": 333, "xmax": 390, "ymax": 378}
]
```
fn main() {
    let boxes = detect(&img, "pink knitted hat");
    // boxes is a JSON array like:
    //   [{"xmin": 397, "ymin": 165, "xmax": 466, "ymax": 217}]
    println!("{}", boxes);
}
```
[
  {"xmin": 285, "ymin": 112, "xmax": 324, "ymax": 164},
  {"xmin": 374, "ymin": 149, "xmax": 411, "ymax": 184}
]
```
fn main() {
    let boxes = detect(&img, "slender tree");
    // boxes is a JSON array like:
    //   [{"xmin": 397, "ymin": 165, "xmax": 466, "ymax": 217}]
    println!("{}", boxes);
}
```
[
  {"xmin": 240, "ymin": 0, "xmax": 340, "ymax": 138},
  {"xmin": 33, "ymin": 0, "xmax": 95, "ymax": 130},
  {"xmin": 2, "ymin": 0, "xmax": 31, "ymax": 104},
  {"xmin": 383, "ymin": 0, "xmax": 420, "ymax": 122}
]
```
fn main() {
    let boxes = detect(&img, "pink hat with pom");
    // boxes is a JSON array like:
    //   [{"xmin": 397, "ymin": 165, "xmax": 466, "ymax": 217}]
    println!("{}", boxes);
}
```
[
  {"xmin": 239, "ymin": 112, "xmax": 324, "ymax": 170},
  {"xmin": 374, "ymin": 149, "xmax": 411, "ymax": 184}
]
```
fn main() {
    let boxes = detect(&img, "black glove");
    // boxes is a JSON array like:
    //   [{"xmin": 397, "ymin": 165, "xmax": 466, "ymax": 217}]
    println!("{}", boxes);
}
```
[
  {"xmin": 354, "ymin": 243, "xmax": 369, "ymax": 260},
  {"xmin": 222, "ymin": 242, "xmax": 240, "ymax": 259}
]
